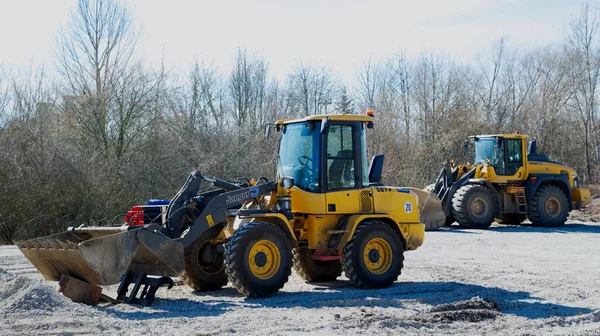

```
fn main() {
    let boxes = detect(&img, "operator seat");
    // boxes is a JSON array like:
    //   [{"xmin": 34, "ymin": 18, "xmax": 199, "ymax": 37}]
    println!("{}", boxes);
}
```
[{"xmin": 328, "ymin": 150, "xmax": 354, "ymax": 189}]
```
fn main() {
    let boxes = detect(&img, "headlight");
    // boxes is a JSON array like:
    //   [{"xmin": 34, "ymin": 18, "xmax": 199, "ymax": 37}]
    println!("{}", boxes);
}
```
[
  {"xmin": 281, "ymin": 177, "xmax": 295, "ymax": 188},
  {"xmin": 574, "ymin": 176, "xmax": 580, "ymax": 188}
]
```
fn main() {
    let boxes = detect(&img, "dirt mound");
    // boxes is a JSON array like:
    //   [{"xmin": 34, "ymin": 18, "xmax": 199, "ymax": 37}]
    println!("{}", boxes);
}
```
[
  {"xmin": 570, "ymin": 197, "xmax": 600, "ymax": 222},
  {"xmin": 332, "ymin": 297, "xmax": 500, "ymax": 332},
  {"xmin": 0, "ymin": 268, "xmax": 71, "ymax": 312},
  {"xmin": 429, "ymin": 296, "xmax": 498, "ymax": 312},
  {"xmin": 416, "ymin": 297, "xmax": 500, "ymax": 323}
]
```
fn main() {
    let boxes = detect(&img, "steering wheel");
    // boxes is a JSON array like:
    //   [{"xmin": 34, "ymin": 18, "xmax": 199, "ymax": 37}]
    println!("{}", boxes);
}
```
[{"xmin": 298, "ymin": 155, "xmax": 313, "ymax": 166}]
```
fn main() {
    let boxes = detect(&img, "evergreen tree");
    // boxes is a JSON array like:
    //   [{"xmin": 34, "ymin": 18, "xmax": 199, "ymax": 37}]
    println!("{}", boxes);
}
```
[{"xmin": 335, "ymin": 86, "xmax": 355, "ymax": 114}]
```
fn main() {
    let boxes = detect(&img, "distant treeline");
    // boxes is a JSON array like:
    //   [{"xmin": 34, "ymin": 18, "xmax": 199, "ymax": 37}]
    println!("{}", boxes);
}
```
[{"xmin": 0, "ymin": 0, "xmax": 599, "ymax": 241}]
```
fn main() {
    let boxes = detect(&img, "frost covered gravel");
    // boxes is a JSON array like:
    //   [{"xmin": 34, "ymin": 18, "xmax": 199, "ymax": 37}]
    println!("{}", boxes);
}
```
[{"xmin": 1, "ymin": 220, "xmax": 600, "ymax": 335}]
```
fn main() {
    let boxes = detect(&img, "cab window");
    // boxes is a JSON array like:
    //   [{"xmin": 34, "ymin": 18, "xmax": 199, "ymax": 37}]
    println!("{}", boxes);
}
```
[
  {"xmin": 506, "ymin": 139, "xmax": 522, "ymax": 175},
  {"xmin": 491, "ymin": 139, "xmax": 505, "ymax": 175},
  {"xmin": 327, "ymin": 124, "xmax": 355, "ymax": 190}
]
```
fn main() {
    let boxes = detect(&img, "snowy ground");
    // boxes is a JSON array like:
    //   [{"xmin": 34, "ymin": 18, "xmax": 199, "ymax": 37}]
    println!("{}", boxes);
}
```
[{"xmin": 2, "ymin": 220, "xmax": 600, "ymax": 336}]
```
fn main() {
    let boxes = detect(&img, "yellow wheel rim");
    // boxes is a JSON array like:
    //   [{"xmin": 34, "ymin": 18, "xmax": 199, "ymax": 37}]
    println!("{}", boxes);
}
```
[
  {"xmin": 248, "ymin": 239, "xmax": 281, "ymax": 280},
  {"xmin": 363, "ymin": 238, "xmax": 393, "ymax": 275},
  {"xmin": 545, "ymin": 196, "xmax": 561, "ymax": 217}
]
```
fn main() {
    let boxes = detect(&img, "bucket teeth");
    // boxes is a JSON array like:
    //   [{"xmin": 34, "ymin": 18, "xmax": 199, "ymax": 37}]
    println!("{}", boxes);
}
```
[
  {"xmin": 38, "ymin": 238, "xmax": 51, "ymax": 249},
  {"xmin": 56, "ymin": 239, "xmax": 72, "ymax": 249},
  {"xmin": 18, "ymin": 237, "xmax": 77, "ymax": 250},
  {"xmin": 32, "ymin": 239, "xmax": 43, "ymax": 249}
]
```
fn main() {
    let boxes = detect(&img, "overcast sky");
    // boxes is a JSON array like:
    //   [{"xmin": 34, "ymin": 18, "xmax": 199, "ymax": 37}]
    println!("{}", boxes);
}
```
[{"xmin": 0, "ymin": 0, "xmax": 596, "ymax": 82}]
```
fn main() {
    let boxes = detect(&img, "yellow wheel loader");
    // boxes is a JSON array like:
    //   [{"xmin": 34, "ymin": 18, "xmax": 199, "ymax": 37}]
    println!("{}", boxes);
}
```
[
  {"xmin": 423, "ymin": 133, "xmax": 592, "ymax": 230},
  {"xmin": 18, "ymin": 113, "xmax": 436, "ymax": 304}
]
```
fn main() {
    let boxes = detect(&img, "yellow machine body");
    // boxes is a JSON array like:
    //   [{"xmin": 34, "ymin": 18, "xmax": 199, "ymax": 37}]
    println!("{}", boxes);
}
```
[
  {"xmin": 18, "ymin": 113, "xmax": 430, "ymax": 300},
  {"xmin": 428, "ymin": 133, "xmax": 592, "ymax": 229},
  {"xmin": 466, "ymin": 134, "xmax": 591, "ymax": 210},
  {"xmin": 238, "ymin": 113, "xmax": 428, "ymax": 260}
]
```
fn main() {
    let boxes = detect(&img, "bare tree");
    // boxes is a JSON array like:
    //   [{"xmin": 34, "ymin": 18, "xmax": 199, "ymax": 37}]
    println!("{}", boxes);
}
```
[
  {"xmin": 476, "ymin": 38, "xmax": 507, "ymax": 125},
  {"xmin": 228, "ymin": 48, "xmax": 268, "ymax": 128},
  {"xmin": 565, "ymin": 4, "xmax": 600, "ymax": 181},
  {"xmin": 54, "ymin": 0, "xmax": 160, "ymax": 160},
  {"xmin": 287, "ymin": 61, "xmax": 336, "ymax": 115},
  {"xmin": 0, "ymin": 67, "xmax": 10, "ymax": 127},
  {"xmin": 392, "ymin": 52, "xmax": 413, "ymax": 141},
  {"xmin": 355, "ymin": 57, "xmax": 379, "ymax": 110}
]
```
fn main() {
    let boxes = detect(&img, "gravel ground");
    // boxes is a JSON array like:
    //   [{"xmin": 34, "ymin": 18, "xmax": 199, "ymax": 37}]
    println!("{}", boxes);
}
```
[{"xmin": 1, "ymin": 220, "xmax": 600, "ymax": 336}]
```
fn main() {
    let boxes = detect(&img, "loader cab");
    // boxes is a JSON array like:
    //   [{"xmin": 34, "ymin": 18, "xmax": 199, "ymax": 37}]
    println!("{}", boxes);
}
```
[
  {"xmin": 275, "ymin": 115, "xmax": 373, "ymax": 194},
  {"xmin": 472, "ymin": 135, "xmax": 528, "ymax": 180}
]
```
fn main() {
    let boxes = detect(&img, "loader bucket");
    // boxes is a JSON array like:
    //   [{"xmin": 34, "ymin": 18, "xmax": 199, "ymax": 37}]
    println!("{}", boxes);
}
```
[
  {"xmin": 408, "ymin": 188, "xmax": 447, "ymax": 231},
  {"xmin": 17, "ymin": 226, "xmax": 184, "ymax": 286}
]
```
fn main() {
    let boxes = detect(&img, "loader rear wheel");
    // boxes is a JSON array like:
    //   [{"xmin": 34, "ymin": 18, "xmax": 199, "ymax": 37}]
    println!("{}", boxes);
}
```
[
  {"xmin": 342, "ymin": 221, "xmax": 404, "ymax": 289},
  {"xmin": 496, "ymin": 213, "xmax": 527, "ymax": 225},
  {"xmin": 293, "ymin": 248, "xmax": 342, "ymax": 282},
  {"xmin": 225, "ymin": 222, "xmax": 292, "ymax": 298},
  {"xmin": 452, "ymin": 184, "xmax": 496, "ymax": 229},
  {"xmin": 181, "ymin": 240, "xmax": 228, "ymax": 292},
  {"xmin": 528, "ymin": 185, "xmax": 569, "ymax": 227}
]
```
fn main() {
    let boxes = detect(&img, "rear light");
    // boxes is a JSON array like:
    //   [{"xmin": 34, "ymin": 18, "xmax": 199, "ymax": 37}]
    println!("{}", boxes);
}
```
[
  {"xmin": 124, "ymin": 202, "xmax": 167, "ymax": 226},
  {"xmin": 126, "ymin": 206, "xmax": 145, "ymax": 226}
]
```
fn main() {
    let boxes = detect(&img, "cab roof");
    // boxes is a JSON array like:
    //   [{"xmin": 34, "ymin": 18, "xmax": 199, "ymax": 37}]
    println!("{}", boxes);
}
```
[
  {"xmin": 470, "ymin": 134, "xmax": 529, "ymax": 140},
  {"xmin": 275, "ymin": 114, "xmax": 373, "ymax": 125}
]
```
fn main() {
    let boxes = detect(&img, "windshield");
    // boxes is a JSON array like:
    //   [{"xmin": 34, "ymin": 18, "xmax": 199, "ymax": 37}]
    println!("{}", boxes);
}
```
[
  {"xmin": 474, "ymin": 138, "xmax": 496, "ymax": 164},
  {"xmin": 277, "ymin": 121, "xmax": 321, "ymax": 192}
]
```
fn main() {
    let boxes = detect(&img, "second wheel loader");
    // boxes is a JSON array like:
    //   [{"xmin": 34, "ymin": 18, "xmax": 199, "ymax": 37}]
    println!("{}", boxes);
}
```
[
  {"xmin": 18, "ymin": 113, "xmax": 439, "ymax": 304},
  {"xmin": 424, "ymin": 133, "xmax": 592, "ymax": 230}
]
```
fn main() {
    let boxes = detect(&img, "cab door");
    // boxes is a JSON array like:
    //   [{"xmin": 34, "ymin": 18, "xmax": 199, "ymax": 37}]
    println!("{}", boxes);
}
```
[
  {"xmin": 504, "ymin": 138, "xmax": 527, "ymax": 182},
  {"xmin": 324, "ymin": 122, "xmax": 362, "ymax": 214}
]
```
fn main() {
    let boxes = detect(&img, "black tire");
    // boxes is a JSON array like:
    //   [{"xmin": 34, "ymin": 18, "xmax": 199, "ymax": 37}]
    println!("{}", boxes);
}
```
[
  {"xmin": 181, "ymin": 239, "xmax": 228, "ymax": 291},
  {"xmin": 496, "ymin": 213, "xmax": 527, "ymax": 225},
  {"xmin": 342, "ymin": 221, "xmax": 404, "ymax": 289},
  {"xmin": 452, "ymin": 184, "xmax": 496, "ymax": 229},
  {"xmin": 528, "ymin": 185, "xmax": 569, "ymax": 227},
  {"xmin": 225, "ymin": 222, "xmax": 292, "ymax": 298},
  {"xmin": 293, "ymin": 248, "xmax": 342, "ymax": 282}
]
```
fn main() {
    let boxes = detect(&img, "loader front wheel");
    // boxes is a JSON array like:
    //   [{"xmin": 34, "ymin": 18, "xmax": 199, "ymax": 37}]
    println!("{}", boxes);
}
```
[
  {"xmin": 452, "ymin": 184, "xmax": 496, "ymax": 229},
  {"xmin": 225, "ymin": 222, "xmax": 292, "ymax": 298},
  {"xmin": 293, "ymin": 248, "xmax": 342, "ymax": 282},
  {"xmin": 528, "ymin": 185, "xmax": 569, "ymax": 227},
  {"xmin": 342, "ymin": 221, "xmax": 404, "ymax": 289},
  {"xmin": 181, "ymin": 240, "xmax": 228, "ymax": 291}
]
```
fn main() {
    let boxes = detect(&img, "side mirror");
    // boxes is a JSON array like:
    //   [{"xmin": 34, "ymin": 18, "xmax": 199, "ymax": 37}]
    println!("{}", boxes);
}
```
[
  {"xmin": 320, "ymin": 117, "xmax": 330, "ymax": 134},
  {"xmin": 528, "ymin": 140, "xmax": 537, "ymax": 154},
  {"xmin": 264, "ymin": 124, "xmax": 271, "ymax": 139},
  {"xmin": 368, "ymin": 154, "xmax": 385, "ymax": 184},
  {"xmin": 463, "ymin": 140, "xmax": 468, "ymax": 156}
]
